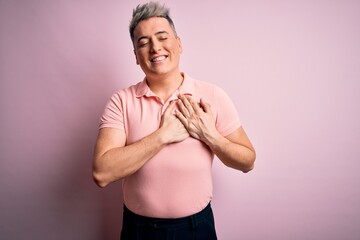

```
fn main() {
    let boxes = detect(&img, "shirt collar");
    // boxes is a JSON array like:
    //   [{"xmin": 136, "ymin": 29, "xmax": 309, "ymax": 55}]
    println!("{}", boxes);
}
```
[{"xmin": 135, "ymin": 72, "xmax": 194, "ymax": 98}]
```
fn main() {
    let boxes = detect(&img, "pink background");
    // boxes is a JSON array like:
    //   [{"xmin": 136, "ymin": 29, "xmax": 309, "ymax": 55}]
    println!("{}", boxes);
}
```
[{"xmin": 1, "ymin": 0, "xmax": 360, "ymax": 239}]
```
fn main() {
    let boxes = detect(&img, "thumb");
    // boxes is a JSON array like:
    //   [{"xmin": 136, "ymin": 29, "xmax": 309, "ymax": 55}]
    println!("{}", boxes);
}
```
[
  {"xmin": 163, "ymin": 100, "xmax": 176, "ymax": 117},
  {"xmin": 200, "ymin": 98, "xmax": 211, "ymax": 113}
]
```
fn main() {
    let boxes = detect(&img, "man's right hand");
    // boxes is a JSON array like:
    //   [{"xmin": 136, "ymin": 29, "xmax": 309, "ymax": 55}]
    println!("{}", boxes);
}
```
[
  {"xmin": 159, "ymin": 100, "xmax": 190, "ymax": 144},
  {"xmin": 93, "ymin": 100, "xmax": 190, "ymax": 187}
]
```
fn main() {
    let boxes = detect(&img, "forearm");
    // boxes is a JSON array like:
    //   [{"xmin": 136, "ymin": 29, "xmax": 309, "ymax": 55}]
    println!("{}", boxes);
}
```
[
  {"xmin": 93, "ymin": 101, "xmax": 189, "ymax": 187},
  {"xmin": 175, "ymin": 95, "xmax": 256, "ymax": 172},
  {"xmin": 205, "ymin": 132, "xmax": 256, "ymax": 173},
  {"xmin": 93, "ymin": 129, "xmax": 167, "ymax": 187}
]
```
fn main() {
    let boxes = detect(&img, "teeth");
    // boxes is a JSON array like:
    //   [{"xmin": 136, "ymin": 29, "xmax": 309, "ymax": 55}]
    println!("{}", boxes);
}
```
[{"xmin": 151, "ymin": 56, "xmax": 166, "ymax": 62}]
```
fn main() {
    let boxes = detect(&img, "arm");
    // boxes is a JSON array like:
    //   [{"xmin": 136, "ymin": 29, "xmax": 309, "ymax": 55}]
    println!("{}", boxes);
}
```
[
  {"xmin": 92, "ymin": 101, "xmax": 189, "ymax": 187},
  {"xmin": 202, "ymin": 126, "xmax": 255, "ymax": 172},
  {"xmin": 175, "ymin": 95, "xmax": 256, "ymax": 173}
]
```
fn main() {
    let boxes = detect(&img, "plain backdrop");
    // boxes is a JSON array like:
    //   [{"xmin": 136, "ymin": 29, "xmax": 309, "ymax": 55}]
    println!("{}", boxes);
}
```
[{"xmin": 1, "ymin": 0, "xmax": 360, "ymax": 239}]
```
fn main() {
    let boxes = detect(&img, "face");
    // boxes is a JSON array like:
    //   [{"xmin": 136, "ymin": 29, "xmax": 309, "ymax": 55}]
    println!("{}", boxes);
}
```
[{"xmin": 133, "ymin": 17, "xmax": 182, "ymax": 78}]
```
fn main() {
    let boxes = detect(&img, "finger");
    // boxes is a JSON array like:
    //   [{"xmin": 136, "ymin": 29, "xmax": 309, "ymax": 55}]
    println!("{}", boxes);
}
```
[
  {"xmin": 174, "ymin": 109, "xmax": 188, "ymax": 126},
  {"xmin": 177, "ymin": 98, "xmax": 191, "ymax": 117},
  {"xmin": 200, "ymin": 98, "xmax": 211, "ymax": 113},
  {"xmin": 178, "ymin": 94, "xmax": 195, "ymax": 115},
  {"xmin": 187, "ymin": 96, "xmax": 202, "ymax": 114},
  {"xmin": 163, "ymin": 100, "xmax": 176, "ymax": 117}
]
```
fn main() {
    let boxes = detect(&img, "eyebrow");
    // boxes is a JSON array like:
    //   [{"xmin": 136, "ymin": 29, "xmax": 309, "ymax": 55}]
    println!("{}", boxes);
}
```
[{"xmin": 137, "ymin": 31, "xmax": 170, "ymax": 43}]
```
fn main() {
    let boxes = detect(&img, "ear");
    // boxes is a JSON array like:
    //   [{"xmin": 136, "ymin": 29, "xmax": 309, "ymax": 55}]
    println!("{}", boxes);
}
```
[
  {"xmin": 177, "ymin": 36, "xmax": 183, "ymax": 54},
  {"xmin": 133, "ymin": 49, "xmax": 139, "ymax": 65}
]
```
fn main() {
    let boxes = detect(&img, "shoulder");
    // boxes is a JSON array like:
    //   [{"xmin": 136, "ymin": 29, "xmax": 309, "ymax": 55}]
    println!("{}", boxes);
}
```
[
  {"xmin": 185, "ymin": 73, "xmax": 215, "ymax": 91},
  {"xmin": 191, "ymin": 77, "xmax": 229, "ymax": 100},
  {"xmin": 192, "ymin": 77, "xmax": 217, "ymax": 90},
  {"xmin": 109, "ymin": 81, "xmax": 142, "ymax": 102}
]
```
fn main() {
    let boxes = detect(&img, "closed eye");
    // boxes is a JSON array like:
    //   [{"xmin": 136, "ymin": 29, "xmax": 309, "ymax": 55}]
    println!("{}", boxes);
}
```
[{"xmin": 138, "ymin": 41, "xmax": 149, "ymax": 48}]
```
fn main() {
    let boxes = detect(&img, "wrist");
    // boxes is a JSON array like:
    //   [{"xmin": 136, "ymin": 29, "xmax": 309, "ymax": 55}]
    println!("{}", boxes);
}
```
[
  {"xmin": 156, "ymin": 127, "xmax": 171, "ymax": 145},
  {"xmin": 202, "ymin": 131, "xmax": 223, "ymax": 149}
]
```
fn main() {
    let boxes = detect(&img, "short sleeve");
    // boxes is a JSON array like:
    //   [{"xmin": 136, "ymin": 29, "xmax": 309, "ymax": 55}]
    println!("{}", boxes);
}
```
[
  {"xmin": 99, "ymin": 92, "xmax": 125, "ymax": 131},
  {"xmin": 214, "ymin": 86, "xmax": 241, "ymax": 136}
]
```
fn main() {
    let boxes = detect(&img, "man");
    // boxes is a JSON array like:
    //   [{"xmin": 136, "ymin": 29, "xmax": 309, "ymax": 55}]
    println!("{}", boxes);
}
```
[{"xmin": 92, "ymin": 2, "xmax": 256, "ymax": 239}]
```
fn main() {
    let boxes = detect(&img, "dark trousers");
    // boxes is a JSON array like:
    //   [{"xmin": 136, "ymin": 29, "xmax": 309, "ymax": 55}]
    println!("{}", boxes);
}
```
[{"xmin": 120, "ymin": 203, "xmax": 218, "ymax": 240}]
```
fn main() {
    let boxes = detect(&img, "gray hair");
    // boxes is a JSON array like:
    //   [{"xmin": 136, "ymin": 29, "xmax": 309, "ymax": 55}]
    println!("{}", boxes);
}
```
[{"xmin": 129, "ymin": 2, "xmax": 177, "ymax": 43}]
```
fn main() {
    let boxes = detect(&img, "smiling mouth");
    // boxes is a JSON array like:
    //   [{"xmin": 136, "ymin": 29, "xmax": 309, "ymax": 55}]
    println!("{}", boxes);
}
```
[{"xmin": 150, "ymin": 56, "xmax": 167, "ymax": 62}]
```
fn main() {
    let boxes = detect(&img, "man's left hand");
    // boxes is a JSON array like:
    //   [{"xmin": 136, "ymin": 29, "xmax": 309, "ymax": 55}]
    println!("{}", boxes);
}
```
[{"xmin": 175, "ymin": 94, "xmax": 220, "ymax": 144}]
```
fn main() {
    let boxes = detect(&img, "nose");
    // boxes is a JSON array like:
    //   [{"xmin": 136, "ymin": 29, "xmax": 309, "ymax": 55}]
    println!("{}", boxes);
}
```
[{"xmin": 150, "ymin": 39, "xmax": 161, "ymax": 53}]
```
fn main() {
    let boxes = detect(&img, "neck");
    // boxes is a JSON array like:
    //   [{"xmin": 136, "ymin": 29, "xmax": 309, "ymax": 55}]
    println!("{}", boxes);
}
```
[{"xmin": 146, "ymin": 71, "xmax": 184, "ymax": 101}]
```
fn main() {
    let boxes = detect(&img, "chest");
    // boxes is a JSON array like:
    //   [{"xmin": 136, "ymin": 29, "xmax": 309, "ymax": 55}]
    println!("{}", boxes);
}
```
[{"xmin": 123, "ymin": 95, "xmax": 184, "ymax": 144}]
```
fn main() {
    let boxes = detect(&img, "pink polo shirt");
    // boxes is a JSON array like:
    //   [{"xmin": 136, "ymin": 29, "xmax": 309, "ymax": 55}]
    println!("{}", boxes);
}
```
[{"xmin": 99, "ymin": 73, "xmax": 241, "ymax": 218}]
